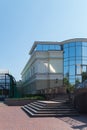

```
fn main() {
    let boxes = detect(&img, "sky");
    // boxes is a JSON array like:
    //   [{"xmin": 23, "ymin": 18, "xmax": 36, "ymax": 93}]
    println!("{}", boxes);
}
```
[{"xmin": 0, "ymin": 0, "xmax": 87, "ymax": 81}]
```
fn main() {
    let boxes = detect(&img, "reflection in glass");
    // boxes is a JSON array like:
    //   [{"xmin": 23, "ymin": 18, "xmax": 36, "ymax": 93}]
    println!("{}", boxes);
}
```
[
  {"xmin": 76, "ymin": 65, "xmax": 82, "ymax": 75},
  {"xmin": 82, "ymin": 60, "xmax": 87, "ymax": 64},
  {"xmin": 76, "ymin": 42, "xmax": 82, "ymax": 46},
  {"xmin": 55, "ymin": 45, "xmax": 61, "ymax": 50},
  {"xmin": 76, "ymin": 60, "xmax": 81, "ymax": 64},
  {"xmin": 69, "ymin": 65, "xmax": 75, "ymax": 75},
  {"xmin": 76, "ymin": 76, "xmax": 82, "ymax": 82},
  {"xmin": 64, "ymin": 61, "xmax": 68, "ymax": 66},
  {"xmin": 64, "ymin": 67, "xmax": 69, "ymax": 77},
  {"xmin": 76, "ymin": 46, "xmax": 81, "ymax": 56},
  {"xmin": 43, "ymin": 45, "xmax": 49, "ymax": 50},
  {"xmin": 69, "ymin": 78, "xmax": 75, "ymax": 84},
  {"xmin": 69, "ymin": 42, "xmax": 75, "ymax": 47},
  {"xmin": 69, "ymin": 60, "xmax": 75, "ymax": 65},
  {"xmin": 36, "ymin": 44, "xmax": 61, "ymax": 51},
  {"xmin": 64, "ymin": 48, "xmax": 68, "ymax": 58},
  {"xmin": 82, "ymin": 46, "xmax": 87, "ymax": 57},
  {"xmin": 49, "ymin": 45, "xmax": 55, "ymax": 50},
  {"xmin": 69, "ymin": 57, "xmax": 75, "ymax": 61},
  {"xmin": 69, "ymin": 47, "xmax": 75, "ymax": 57},
  {"xmin": 36, "ymin": 44, "xmax": 42, "ymax": 51},
  {"xmin": 64, "ymin": 43, "xmax": 68, "ymax": 48},
  {"xmin": 82, "ymin": 66, "xmax": 86, "ymax": 72},
  {"xmin": 82, "ymin": 42, "xmax": 87, "ymax": 46},
  {"xmin": 69, "ymin": 75, "xmax": 75, "ymax": 79}
]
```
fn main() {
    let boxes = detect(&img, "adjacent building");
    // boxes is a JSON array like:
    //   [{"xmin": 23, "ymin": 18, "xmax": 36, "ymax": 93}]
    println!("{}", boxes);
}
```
[
  {"xmin": 21, "ymin": 38, "xmax": 87, "ymax": 95},
  {"xmin": 0, "ymin": 70, "xmax": 16, "ymax": 98},
  {"xmin": 21, "ymin": 42, "xmax": 63, "ymax": 95}
]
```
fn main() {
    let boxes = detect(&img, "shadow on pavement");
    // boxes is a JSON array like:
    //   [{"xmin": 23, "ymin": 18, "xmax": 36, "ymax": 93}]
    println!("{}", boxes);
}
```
[{"xmin": 58, "ymin": 114, "xmax": 87, "ymax": 130}]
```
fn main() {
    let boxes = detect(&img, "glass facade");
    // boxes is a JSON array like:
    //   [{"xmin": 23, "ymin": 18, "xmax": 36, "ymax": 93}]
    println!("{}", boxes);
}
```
[
  {"xmin": 0, "ymin": 73, "xmax": 16, "ymax": 98},
  {"xmin": 30, "ymin": 40, "xmax": 87, "ymax": 87},
  {"xmin": 0, "ymin": 74, "xmax": 10, "ymax": 89},
  {"xmin": 63, "ymin": 41, "xmax": 87, "ymax": 85}
]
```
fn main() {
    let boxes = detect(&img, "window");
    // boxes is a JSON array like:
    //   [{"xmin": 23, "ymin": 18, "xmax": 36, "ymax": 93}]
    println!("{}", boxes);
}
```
[
  {"xmin": 69, "ymin": 65, "xmax": 75, "ymax": 75},
  {"xmin": 76, "ymin": 76, "xmax": 82, "ymax": 83},
  {"xmin": 82, "ymin": 66, "xmax": 86, "ymax": 72},
  {"xmin": 64, "ymin": 48, "xmax": 68, "ymax": 58},
  {"xmin": 76, "ymin": 46, "xmax": 81, "ymax": 57},
  {"xmin": 64, "ymin": 61, "xmax": 68, "ymax": 66},
  {"xmin": 36, "ymin": 44, "xmax": 43, "ymax": 51},
  {"xmin": 76, "ymin": 59, "xmax": 81, "ymax": 64},
  {"xmin": 76, "ymin": 65, "xmax": 82, "ymax": 75},
  {"xmin": 69, "ymin": 42, "xmax": 76, "ymax": 47},
  {"xmin": 69, "ymin": 47, "xmax": 75, "ymax": 57},
  {"xmin": 64, "ymin": 67, "xmax": 69, "ymax": 76},
  {"xmin": 82, "ymin": 46, "xmax": 87, "ymax": 57},
  {"xmin": 55, "ymin": 45, "xmax": 61, "ymax": 50},
  {"xmin": 82, "ymin": 42, "xmax": 87, "ymax": 46},
  {"xmin": 63, "ymin": 43, "xmax": 68, "ymax": 48},
  {"xmin": 43, "ymin": 45, "xmax": 49, "ymax": 51},
  {"xmin": 69, "ymin": 60, "xmax": 75, "ymax": 65},
  {"xmin": 82, "ymin": 60, "xmax": 87, "ymax": 64},
  {"xmin": 49, "ymin": 45, "xmax": 55, "ymax": 50},
  {"xmin": 76, "ymin": 42, "xmax": 82, "ymax": 46}
]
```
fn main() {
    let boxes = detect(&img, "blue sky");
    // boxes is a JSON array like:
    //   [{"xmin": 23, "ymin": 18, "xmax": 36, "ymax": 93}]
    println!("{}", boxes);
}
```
[{"xmin": 0, "ymin": 0, "xmax": 87, "ymax": 80}]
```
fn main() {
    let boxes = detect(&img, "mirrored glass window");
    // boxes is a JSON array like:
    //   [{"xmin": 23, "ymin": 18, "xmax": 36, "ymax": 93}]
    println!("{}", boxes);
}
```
[
  {"xmin": 69, "ymin": 75, "xmax": 75, "ymax": 79},
  {"xmin": 82, "ymin": 46, "xmax": 87, "ymax": 57},
  {"xmin": 64, "ymin": 43, "xmax": 68, "ymax": 48},
  {"xmin": 55, "ymin": 45, "xmax": 61, "ymax": 50},
  {"xmin": 76, "ymin": 46, "xmax": 81, "ymax": 56},
  {"xmin": 76, "ymin": 76, "xmax": 82, "ymax": 82},
  {"xmin": 76, "ymin": 42, "xmax": 82, "ymax": 46},
  {"xmin": 69, "ymin": 65, "xmax": 75, "ymax": 75},
  {"xmin": 83, "ymin": 57, "xmax": 87, "ymax": 60},
  {"xmin": 64, "ymin": 48, "xmax": 68, "ymax": 58},
  {"xmin": 49, "ymin": 45, "xmax": 55, "ymax": 50},
  {"xmin": 69, "ymin": 78, "xmax": 75, "ymax": 85},
  {"xmin": 76, "ymin": 60, "xmax": 81, "ymax": 64},
  {"xmin": 82, "ymin": 42, "xmax": 87, "ymax": 46},
  {"xmin": 36, "ymin": 44, "xmax": 43, "ymax": 51},
  {"xmin": 82, "ymin": 60, "xmax": 87, "ymax": 64},
  {"xmin": 64, "ymin": 67, "xmax": 69, "ymax": 76},
  {"xmin": 43, "ymin": 45, "xmax": 49, "ymax": 50},
  {"xmin": 69, "ymin": 60, "xmax": 75, "ymax": 65},
  {"xmin": 69, "ymin": 47, "xmax": 75, "ymax": 57},
  {"xmin": 64, "ymin": 61, "xmax": 68, "ymax": 66},
  {"xmin": 69, "ymin": 57, "xmax": 75, "ymax": 61},
  {"xmin": 64, "ymin": 58, "xmax": 68, "ymax": 62},
  {"xmin": 76, "ymin": 65, "xmax": 82, "ymax": 75},
  {"xmin": 69, "ymin": 42, "xmax": 76, "ymax": 47},
  {"xmin": 82, "ymin": 66, "xmax": 86, "ymax": 72}
]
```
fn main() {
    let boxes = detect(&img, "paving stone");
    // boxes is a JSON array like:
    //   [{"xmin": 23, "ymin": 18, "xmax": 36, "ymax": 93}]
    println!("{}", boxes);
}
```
[{"xmin": 0, "ymin": 102, "xmax": 74, "ymax": 130}]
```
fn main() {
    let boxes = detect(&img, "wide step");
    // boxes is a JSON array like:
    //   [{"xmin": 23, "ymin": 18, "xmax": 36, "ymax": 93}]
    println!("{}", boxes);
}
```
[{"xmin": 22, "ymin": 100, "xmax": 79, "ymax": 117}]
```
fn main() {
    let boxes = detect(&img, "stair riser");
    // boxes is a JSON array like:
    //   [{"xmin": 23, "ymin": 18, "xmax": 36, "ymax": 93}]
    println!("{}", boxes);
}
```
[
  {"xmin": 26, "ymin": 105, "xmax": 76, "ymax": 111},
  {"xmin": 22, "ymin": 107, "xmax": 79, "ymax": 117}
]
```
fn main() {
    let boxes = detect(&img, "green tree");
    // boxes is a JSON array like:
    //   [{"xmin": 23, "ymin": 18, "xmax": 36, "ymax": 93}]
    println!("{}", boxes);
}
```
[{"xmin": 64, "ymin": 77, "xmax": 75, "ymax": 92}]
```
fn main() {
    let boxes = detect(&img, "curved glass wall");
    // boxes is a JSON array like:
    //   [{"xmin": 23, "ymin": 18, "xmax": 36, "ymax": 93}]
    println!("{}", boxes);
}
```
[{"xmin": 63, "ymin": 41, "xmax": 87, "ymax": 86}]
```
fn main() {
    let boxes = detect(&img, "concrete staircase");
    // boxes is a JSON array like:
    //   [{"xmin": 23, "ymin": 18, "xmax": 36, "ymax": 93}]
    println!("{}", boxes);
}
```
[{"xmin": 21, "ymin": 97, "xmax": 79, "ymax": 117}]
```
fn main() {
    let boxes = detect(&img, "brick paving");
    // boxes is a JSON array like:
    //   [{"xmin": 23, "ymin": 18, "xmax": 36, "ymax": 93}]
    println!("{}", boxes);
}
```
[{"xmin": 0, "ymin": 102, "xmax": 87, "ymax": 130}]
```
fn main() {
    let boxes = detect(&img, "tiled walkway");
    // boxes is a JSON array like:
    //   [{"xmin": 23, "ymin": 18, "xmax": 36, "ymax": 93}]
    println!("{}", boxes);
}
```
[{"xmin": 0, "ymin": 102, "xmax": 87, "ymax": 130}]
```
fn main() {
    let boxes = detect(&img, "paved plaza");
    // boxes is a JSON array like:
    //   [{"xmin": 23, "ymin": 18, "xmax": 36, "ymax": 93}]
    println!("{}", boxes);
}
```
[{"xmin": 0, "ymin": 102, "xmax": 87, "ymax": 130}]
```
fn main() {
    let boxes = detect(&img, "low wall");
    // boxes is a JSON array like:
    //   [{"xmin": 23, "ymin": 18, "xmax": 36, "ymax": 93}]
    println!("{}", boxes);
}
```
[
  {"xmin": 74, "ymin": 88, "xmax": 87, "ymax": 113},
  {"xmin": 4, "ymin": 98, "xmax": 37, "ymax": 106}
]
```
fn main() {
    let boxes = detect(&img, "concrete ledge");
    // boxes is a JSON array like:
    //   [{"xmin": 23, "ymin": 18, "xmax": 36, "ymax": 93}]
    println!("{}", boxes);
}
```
[
  {"xmin": 4, "ymin": 98, "xmax": 37, "ymax": 106},
  {"xmin": 39, "ymin": 100, "xmax": 61, "ymax": 107}
]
